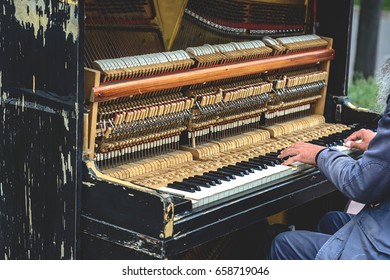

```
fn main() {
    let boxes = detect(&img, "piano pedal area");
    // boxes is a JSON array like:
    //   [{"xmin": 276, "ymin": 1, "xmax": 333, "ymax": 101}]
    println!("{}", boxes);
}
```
[{"xmin": 170, "ymin": 190, "xmax": 349, "ymax": 260}]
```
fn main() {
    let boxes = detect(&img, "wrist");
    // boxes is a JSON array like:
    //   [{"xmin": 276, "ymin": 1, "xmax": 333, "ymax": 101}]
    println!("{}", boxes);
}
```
[{"xmin": 315, "ymin": 147, "xmax": 327, "ymax": 165}]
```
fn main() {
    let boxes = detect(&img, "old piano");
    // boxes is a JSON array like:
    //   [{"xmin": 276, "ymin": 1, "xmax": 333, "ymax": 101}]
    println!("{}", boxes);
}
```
[
  {"xmin": 0, "ymin": 0, "xmax": 379, "ymax": 259},
  {"xmin": 79, "ymin": 0, "xmax": 379, "ymax": 259}
]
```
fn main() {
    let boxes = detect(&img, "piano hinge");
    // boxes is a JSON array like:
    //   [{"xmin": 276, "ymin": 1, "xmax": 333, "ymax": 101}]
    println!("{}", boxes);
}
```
[
  {"xmin": 333, "ymin": 96, "xmax": 346, "ymax": 123},
  {"xmin": 335, "ymin": 103, "xmax": 342, "ymax": 123}
]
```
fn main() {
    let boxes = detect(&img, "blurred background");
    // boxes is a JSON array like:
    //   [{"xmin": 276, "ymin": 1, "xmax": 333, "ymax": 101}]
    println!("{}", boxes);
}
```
[{"xmin": 349, "ymin": 0, "xmax": 390, "ymax": 111}]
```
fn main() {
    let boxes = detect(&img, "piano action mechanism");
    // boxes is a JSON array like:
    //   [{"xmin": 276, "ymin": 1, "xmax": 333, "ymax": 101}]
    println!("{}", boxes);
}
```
[{"xmin": 81, "ymin": 0, "xmax": 361, "ymax": 259}]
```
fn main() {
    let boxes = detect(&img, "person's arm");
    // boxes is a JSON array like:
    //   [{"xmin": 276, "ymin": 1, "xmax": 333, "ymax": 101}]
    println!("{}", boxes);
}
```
[
  {"xmin": 319, "ymin": 112, "xmax": 390, "ymax": 203},
  {"xmin": 278, "ymin": 119, "xmax": 390, "ymax": 203},
  {"xmin": 279, "ymin": 128, "xmax": 376, "ymax": 166}
]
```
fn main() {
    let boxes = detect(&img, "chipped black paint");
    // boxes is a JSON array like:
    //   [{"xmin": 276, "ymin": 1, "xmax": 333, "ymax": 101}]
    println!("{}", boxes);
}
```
[{"xmin": 0, "ymin": 0, "xmax": 83, "ymax": 259}]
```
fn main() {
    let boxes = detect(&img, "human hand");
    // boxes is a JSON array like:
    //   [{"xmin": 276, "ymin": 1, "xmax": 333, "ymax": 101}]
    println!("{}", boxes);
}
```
[
  {"xmin": 344, "ymin": 128, "xmax": 375, "ymax": 151},
  {"xmin": 278, "ymin": 142, "xmax": 326, "ymax": 166}
]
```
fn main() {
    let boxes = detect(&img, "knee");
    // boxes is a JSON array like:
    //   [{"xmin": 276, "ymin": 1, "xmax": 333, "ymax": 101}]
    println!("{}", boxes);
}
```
[
  {"xmin": 269, "ymin": 231, "xmax": 291, "ymax": 260},
  {"xmin": 316, "ymin": 211, "xmax": 353, "ymax": 234}
]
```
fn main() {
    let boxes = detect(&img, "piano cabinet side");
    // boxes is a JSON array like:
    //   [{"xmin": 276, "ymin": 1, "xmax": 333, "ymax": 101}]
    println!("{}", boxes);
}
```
[{"xmin": 81, "ymin": 161, "xmax": 176, "ymax": 241}]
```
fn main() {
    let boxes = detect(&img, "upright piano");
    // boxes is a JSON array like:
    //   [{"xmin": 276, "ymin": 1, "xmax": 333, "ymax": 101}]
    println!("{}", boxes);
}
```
[
  {"xmin": 2, "ymin": 0, "xmax": 381, "ymax": 260},
  {"xmin": 78, "ymin": 0, "xmax": 381, "ymax": 259}
]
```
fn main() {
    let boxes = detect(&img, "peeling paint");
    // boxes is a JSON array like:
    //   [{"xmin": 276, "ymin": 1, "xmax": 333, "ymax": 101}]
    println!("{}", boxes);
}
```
[
  {"xmin": 67, "ymin": 151, "xmax": 73, "ymax": 178},
  {"xmin": 2, "ymin": 0, "xmax": 80, "ymax": 260},
  {"xmin": 13, "ymin": 0, "xmax": 79, "ymax": 45},
  {"xmin": 32, "ymin": 75, "xmax": 35, "ymax": 93},
  {"xmin": 62, "ymin": 110, "xmax": 70, "ymax": 131},
  {"xmin": 2, "ymin": 97, "xmax": 76, "ymax": 120},
  {"xmin": 163, "ymin": 203, "xmax": 174, "ymax": 238},
  {"xmin": 61, "ymin": 241, "xmax": 65, "ymax": 259},
  {"xmin": 21, "ymin": 94, "xmax": 25, "ymax": 112},
  {"xmin": 1, "ymin": 91, "xmax": 9, "ymax": 123},
  {"xmin": 82, "ymin": 181, "xmax": 95, "ymax": 187},
  {"xmin": 1, "ymin": 91, "xmax": 9, "ymax": 105},
  {"xmin": 61, "ymin": 153, "xmax": 68, "ymax": 185}
]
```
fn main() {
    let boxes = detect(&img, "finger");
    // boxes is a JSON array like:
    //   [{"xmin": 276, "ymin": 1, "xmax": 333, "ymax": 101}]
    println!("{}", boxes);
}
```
[
  {"xmin": 345, "ymin": 129, "xmax": 364, "ymax": 143},
  {"xmin": 282, "ymin": 155, "xmax": 299, "ymax": 166},
  {"xmin": 346, "ymin": 140, "xmax": 364, "ymax": 150},
  {"xmin": 278, "ymin": 148, "xmax": 298, "ymax": 158},
  {"xmin": 344, "ymin": 133, "xmax": 360, "ymax": 143}
]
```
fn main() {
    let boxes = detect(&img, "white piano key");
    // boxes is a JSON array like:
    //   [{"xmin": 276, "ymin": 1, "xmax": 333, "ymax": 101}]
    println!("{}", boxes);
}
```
[
  {"xmin": 159, "ymin": 165, "xmax": 292, "ymax": 208},
  {"xmin": 159, "ymin": 143, "xmax": 355, "ymax": 208}
]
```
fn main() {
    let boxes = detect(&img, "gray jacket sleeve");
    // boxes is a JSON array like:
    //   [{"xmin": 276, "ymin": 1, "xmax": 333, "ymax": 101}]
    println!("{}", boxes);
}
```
[{"xmin": 316, "ymin": 106, "xmax": 390, "ymax": 204}]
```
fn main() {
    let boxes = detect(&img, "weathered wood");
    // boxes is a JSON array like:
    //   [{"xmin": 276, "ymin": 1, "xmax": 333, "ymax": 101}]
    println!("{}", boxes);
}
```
[{"xmin": 0, "ymin": 0, "xmax": 82, "ymax": 259}]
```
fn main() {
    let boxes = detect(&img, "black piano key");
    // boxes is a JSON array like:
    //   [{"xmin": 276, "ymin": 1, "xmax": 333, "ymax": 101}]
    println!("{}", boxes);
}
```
[
  {"xmin": 229, "ymin": 164, "xmax": 255, "ymax": 173},
  {"xmin": 236, "ymin": 161, "xmax": 262, "ymax": 171},
  {"xmin": 193, "ymin": 175, "xmax": 220, "ymax": 185},
  {"xmin": 209, "ymin": 170, "xmax": 236, "ymax": 180},
  {"xmin": 314, "ymin": 136, "xmax": 333, "ymax": 146},
  {"xmin": 222, "ymin": 165, "xmax": 247, "ymax": 175},
  {"xmin": 167, "ymin": 183, "xmax": 197, "ymax": 193},
  {"xmin": 320, "ymin": 136, "xmax": 338, "ymax": 146},
  {"xmin": 183, "ymin": 178, "xmax": 211, "ymax": 188},
  {"xmin": 267, "ymin": 152, "xmax": 286, "ymax": 162},
  {"xmin": 329, "ymin": 133, "xmax": 345, "ymax": 144},
  {"xmin": 309, "ymin": 139, "xmax": 331, "ymax": 147},
  {"xmin": 214, "ymin": 169, "xmax": 237, "ymax": 179},
  {"xmin": 266, "ymin": 152, "xmax": 280, "ymax": 157},
  {"xmin": 179, "ymin": 181, "xmax": 202, "ymax": 191},
  {"xmin": 205, "ymin": 171, "xmax": 232, "ymax": 182},
  {"xmin": 250, "ymin": 157, "xmax": 275, "ymax": 166},
  {"xmin": 248, "ymin": 158, "xmax": 269, "ymax": 168},
  {"xmin": 218, "ymin": 167, "xmax": 245, "ymax": 177},
  {"xmin": 264, "ymin": 155, "xmax": 283, "ymax": 164},
  {"xmin": 259, "ymin": 155, "xmax": 282, "ymax": 165}
]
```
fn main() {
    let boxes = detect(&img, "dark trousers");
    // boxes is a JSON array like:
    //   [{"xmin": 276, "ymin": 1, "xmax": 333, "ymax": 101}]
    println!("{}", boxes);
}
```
[{"xmin": 269, "ymin": 211, "xmax": 355, "ymax": 260}]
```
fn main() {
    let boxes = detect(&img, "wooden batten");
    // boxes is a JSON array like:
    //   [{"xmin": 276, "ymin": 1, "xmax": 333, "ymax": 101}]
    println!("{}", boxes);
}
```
[{"xmin": 84, "ymin": 68, "xmax": 101, "ymax": 159}]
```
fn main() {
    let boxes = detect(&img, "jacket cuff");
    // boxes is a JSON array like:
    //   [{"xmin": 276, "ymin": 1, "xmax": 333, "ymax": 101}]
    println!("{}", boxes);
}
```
[
  {"xmin": 315, "ymin": 147, "xmax": 328, "ymax": 165},
  {"xmin": 316, "ymin": 147, "xmax": 340, "ymax": 166}
]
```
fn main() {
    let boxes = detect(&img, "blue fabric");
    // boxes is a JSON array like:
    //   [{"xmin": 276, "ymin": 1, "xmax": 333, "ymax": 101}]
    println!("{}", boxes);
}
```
[
  {"xmin": 315, "ymin": 100, "xmax": 390, "ymax": 260},
  {"xmin": 315, "ymin": 211, "xmax": 355, "ymax": 234},
  {"xmin": 269, "ymin": 211, "xmax": 353, "ymax": 260},
  {"xmin": 269, "ymin": 231, "xmax": 330, "ymax": 260},
  {"xmin": 271, "ymin": 100, "xmax": 390, "ymax": 260}
]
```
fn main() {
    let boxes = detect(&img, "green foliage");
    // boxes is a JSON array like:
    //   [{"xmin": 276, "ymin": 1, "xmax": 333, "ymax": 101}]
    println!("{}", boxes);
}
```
[
  {"xmin": 348, "ymin": 76, "xmax": 382, "ymax": 112},
  {"xmin": 354, "ymin": 0, "xmax": 390, "ymax": 10}
]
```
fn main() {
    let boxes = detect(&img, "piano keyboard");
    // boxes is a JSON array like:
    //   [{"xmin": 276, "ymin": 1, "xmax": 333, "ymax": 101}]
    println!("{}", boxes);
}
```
[
  {"xmin": 157, "ymin": 128, "xmax": 356, "ymax": 208},
  {"xmin": 97, "ymin": 119, "xmax": 359, "ymax": 209}
]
